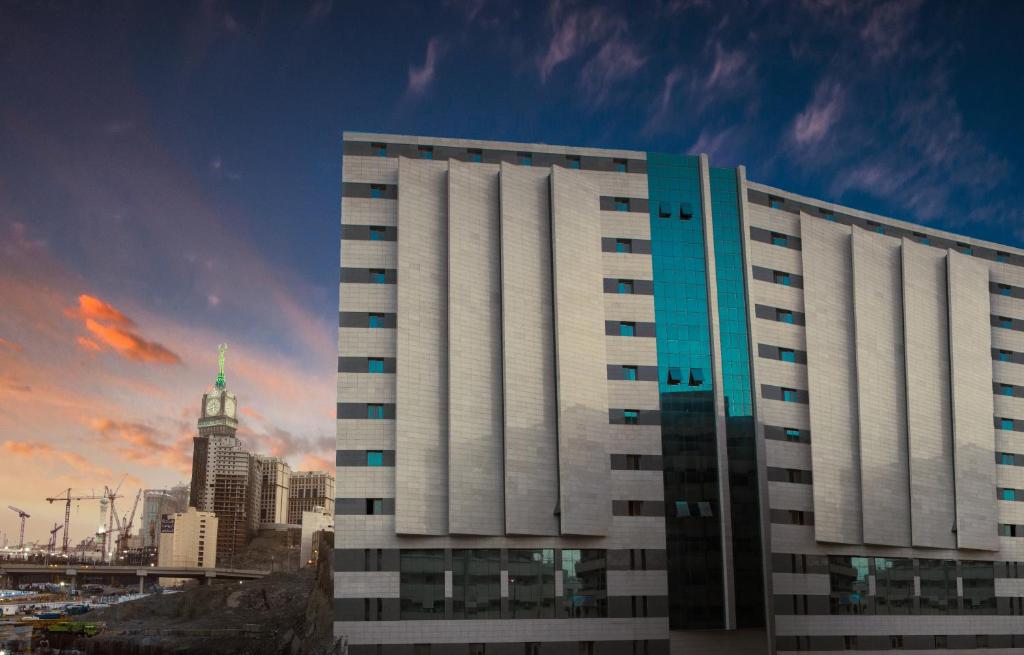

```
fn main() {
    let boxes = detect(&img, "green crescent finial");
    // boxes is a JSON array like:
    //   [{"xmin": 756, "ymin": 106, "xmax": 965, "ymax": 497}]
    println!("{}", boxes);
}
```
[{"xmin": 215, "ymin": 343, "xmax": 227, "ymax": 389}]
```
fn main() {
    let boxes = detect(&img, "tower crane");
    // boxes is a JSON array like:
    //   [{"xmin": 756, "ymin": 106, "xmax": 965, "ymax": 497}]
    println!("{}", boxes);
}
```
[
  {"xmin": 47, "ymin": 523, "xmax": 63, "ymax": 552},
  {"xmin": 7, "ymin": 506, "xmax": 30, "ymax": 549},
  {"xmin": 112, "ymin": 489, "xmax": 142, "ymax": 558},
  {"xmin": 45, "ymin": 488, "xmax": 106, "ymax": 553}
]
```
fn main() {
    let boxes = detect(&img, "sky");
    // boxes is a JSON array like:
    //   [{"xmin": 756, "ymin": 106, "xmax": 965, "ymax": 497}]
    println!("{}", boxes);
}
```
[{"xmin": 1, "ymin": 0, "xmax": 1022, "ymax": 544}]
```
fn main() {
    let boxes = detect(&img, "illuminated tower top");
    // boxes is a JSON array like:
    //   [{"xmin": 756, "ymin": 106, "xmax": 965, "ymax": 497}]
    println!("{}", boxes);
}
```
[{"xmin": 215, "ymin": 343, "xmax": 227, "ymax": 390}]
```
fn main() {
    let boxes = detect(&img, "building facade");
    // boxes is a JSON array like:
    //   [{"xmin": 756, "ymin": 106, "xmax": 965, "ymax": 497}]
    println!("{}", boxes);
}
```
[
  {"xmin": 288, "ymin": 471, "xmax": 336, "ymax": 526},
  {"xmin": 258, "ymin": 456, "xmax": 292, "ymax": 525},
  {"xmin": 157, "ymin": 507, "xmax": 218, "ymax": 573},
  {"xmin": 189, "ymin": 346, "xmax": 260, "ymax": 566},
  {"xmin": 142, "ymin": 485, "xmax": 190, "ymax": 549},
  {"xmin": 335, "ymin": 133, "xmax": 1024, "ymax": 654}
]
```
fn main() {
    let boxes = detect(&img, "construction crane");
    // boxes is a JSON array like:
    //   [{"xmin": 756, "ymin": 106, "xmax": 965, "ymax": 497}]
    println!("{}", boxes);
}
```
[
  {"xmin": 99, "ymin": 477, "xmax": 127, "ymax": 563},
  {"xmin": 111, "ymin": 489, "xmax": 142, "ymax": 559},
  {"xmin": 47, "ymin": 523, "xmax": 63, "ymax": 552},
  {"xmin": 45, "ymin": 488, "xmax": 106, "ymax": 553},
  {"xmin": 7, "ymin": 506, "xmax": 29, "ymax": 549}
]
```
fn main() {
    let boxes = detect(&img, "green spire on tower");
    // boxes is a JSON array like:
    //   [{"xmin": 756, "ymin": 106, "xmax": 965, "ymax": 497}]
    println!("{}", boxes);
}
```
[{"xmin": 215, "ymin": 343, "xmax": 227, "ymax": 389}]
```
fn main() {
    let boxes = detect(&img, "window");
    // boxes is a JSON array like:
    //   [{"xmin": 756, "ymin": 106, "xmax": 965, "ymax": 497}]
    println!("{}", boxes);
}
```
[
  {"xmin": 771, "ymin": 232, "xmax": 789, "ymax": 247},
  {"xmin": 467, "ymin": 148, "xmax": 483, "ymax": 162},
  {"xmin": 913, "ymin": 232, "xmax": 930, "ymax": 245},
  {"xmin": 367, "ymin": 451, "xmax": 384, "ymax": 467},
  {"xmin": 614, "ymin": 158, "xmax": 627, "ymax": 173},
  {"xmin": 518, "ymin": 152, "xmax": 532, "ymax": 166},
  {"xmin": 674, "ymin": 500, "xmax": 691, "ymax": 517},
  {"xmin": 1001, "ymin": 384, "xmax": 1015, "ymax": 396},
  {"xmin": 400, "ymin": 550, "xmax": 445, "ymax": 619},
  {"xmin": 999, "ymin": 524, "xmax": 1016, "ymax": 537},
  {"xmin": 617, "ymin": 279, "xmax": 634, "ymax": 294},
  {"xmin": 566, "ymin": 155, "xmax": 581, "ymax": 169},
  {"xmin": 999, "ymin": 453, "xmax": 1016, "ymax": 465},
  {"xmin": 627, "ymin": 501, "xmax": 643, "ymax": 516},
  {"xmin": 658, "ymin": 201, "xmax": 671, "ymax": 218},
  {"xmin": 622, "ymin": 366, "xmax": 638, "ymax": 381},
  {"xmin": 769, "ymin": 197, "xmax": 783, "ymax": 209},
  {"xmin": 367, "ymin": 404, "xmax": 385, "ymax": 419},
  {"xmin": 999, "ymin": 284, "xmax": 1013, "ymax": 296},
  {"xmin": 369, "ymin": 226, "xmax": 386, "ymax": 241},
  {"xmin": 619, "ymin": 322, "xmax": 636, "ymax": 337},
  {"xmin": 370, "ymin": 269, "xmax": 386, "ymax": 283},
  {"xmin": 679, "ymin": 202, "xmax": 693, "ymax": 219},
  {"xmin": 418, "ymin": 146, "xmax": 433, "ymax": 160},
  {"xmin": 368, "ymin": 313, "xmax": 385, "ymax": 329},
  {"xmin": 451, "ymin": 549, "xmax": 501, "ymax": 619},
  {"xmin": 625, "ymin": 455, "xmax": 641, "ymax": 470},
  {"xmin": 1001, "ymin": 488, "xmax": 1016, "ymax": 501},
  {"xmin": 785, "ymin": 428, "xmax": 801, "ymax": 442},
  {"xmin": 782, "ymin": 388, "xmax": 799, "ymax": 403},
  {"xmin": 1001, "ymin": 418, "xmax": 1015, "ymax": 431},
  {"xmin": 366, "ymin": 498, "xmax": 384, "ymax": 515},
  {"xmin": 688, "ymin": 367, "xmax": 704, "ymax": 386},
  {"xmin": 666, "ymin": 367, "xmax": 681, "ymax": 386},
  {"xmin": 779, "ymin": 348, "xmax": 797, "ymax": 363},
  {"xmin": 370, "ymin": 184, "xmax": 386, "ymax": 198},
  {"xmin": 372, "ymin": 142, "xmax": 387, "ymax": 157},
  {"xmin": 958, "ymin": 242, "xmax": 972, "ymax": 255},
  {"xmin": 999, "ymin": 350, "xmax": 1013, "ymax": 362},
  {"xmin": 774, "ymin": 271, "xmax": 792, "ymax": 286},
  {"xmin": 616, "ymin": 239, "xmax": 633, "ymax": 253},
  {"xmin": 623, "ymin": 410, "xmax": 639, "ymax": 425},
  {"xmin": 368, "ymin": 358, "xmax": 385, "ymax": 373},
  {"xmin": 508, "ymin": 549, "xmax": 556, "ymax": 618},
  {"xmin": 999, "ymin": 316, "xmax": 1014, "ymax": 329},
  {"xmin": 997, "ymin": 251, "xmax": 1010, "ymax": 263},
  {"xmin": 822, "ymin": 211, "xmax": 835, "ymax": 221},
  {"xmin": 614, "ymin": 198, "xmax": 629, "ymax": 212},
  {"xmin": 777, "ymin": 308, "xmax": 795, "ymax": 324}
]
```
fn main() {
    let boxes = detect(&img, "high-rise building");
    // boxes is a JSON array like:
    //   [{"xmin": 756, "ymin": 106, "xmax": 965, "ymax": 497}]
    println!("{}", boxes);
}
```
[
  {"xmin": 258, "ymin": 455, "xmax": 292, "ymax": 525},
  {"xmin": 141, "ymin": 484, "xmax": 190, "ymax": 549},
  {"xmin": 189, "ymin": 345, "xmax": 260, "ymax": 566},
  {"xmin": 288, "ymin": 471, "xmax": 335, "ymax": 526},
  {"xmin": 335, "ymin": 132, "xmax": 1024, "ymax": 654},
  {"xmin": 158, "ymin": 507, "xmax": 217, "ymax": 585}
]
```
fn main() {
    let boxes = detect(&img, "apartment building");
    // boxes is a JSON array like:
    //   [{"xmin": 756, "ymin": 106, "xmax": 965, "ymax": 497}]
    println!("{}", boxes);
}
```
[
  {"xmin": 289, "ymin": 471, "xmax": 336, "ymax": 526},
  {"xmin": 157, "ymin": 507, "xmax": 218, "ymax": 585},
  {"xmin": 335, "ymin": 132, "xmax": 1024, "ymax": 654},
  {"xmin": 258, "ymin": 455, "xmax": 292, "ymax": 525}
]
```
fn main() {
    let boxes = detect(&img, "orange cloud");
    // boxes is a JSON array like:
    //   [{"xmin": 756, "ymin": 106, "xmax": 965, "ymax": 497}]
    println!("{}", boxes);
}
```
[
  {"xmin": 297, "ymin": 453, "xmax": 333, "ymax": 473},
  {"xmin": 65, "ymin": 294, "xmax": 181, "ymax": 364},
  {"xmin": 76, "ymin": 336, "xmax": 101, "ymax": 352},
  {"xmin": 0, "ymin": 337, "xmax": 22, "ymax": 352},
  {"xmin": 2, "ymin": 440, "xmax": 113, "ymax": 480},
  {"xmin": 89, "ymin": 418, "xmax": 193, "ymax": 474}
]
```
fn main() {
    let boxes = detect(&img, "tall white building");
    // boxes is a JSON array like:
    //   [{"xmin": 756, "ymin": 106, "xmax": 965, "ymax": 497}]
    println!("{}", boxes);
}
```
[
  {"xmin": 157, "ymin": 507, "xmax": 218, "ymax": 569},
  {"xmin": 257, "ymin": 455, "xmax": 292, "ymax": 525}
]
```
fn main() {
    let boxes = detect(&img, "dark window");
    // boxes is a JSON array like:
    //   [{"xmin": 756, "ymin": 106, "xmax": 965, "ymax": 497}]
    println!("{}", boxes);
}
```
[
  {"xmin": 614, "ymin": 158, "xmax": 627, "ymax": 172},
  {"xmin": 625, "ymin": 454, "xmax": 641, "ymax": 470},
  {"xmin": 614, "ymin": 198, "xmax": 630, "ymax": 212},
  {"xmin": 769, "ymin": 197, "xmax": 784, "ymax": 209},
  {"xmin": 782, "ymin": 388, "xmax": 799, "ymax": 403},
  {"xmin": 997, "ymin": 251, "xmax": 1010, "ymax": 263},
  {"xmin": 369, "ymin": 226, "xmax": 386, "ymax": 241},
  {"xmin": 777, "ymin": 308, "xmax": 795, "ymax": 324},
  {"xmin": 566, "ymin": 155, "xmax": 581, "ymax": 169},
  {"xmin": 619, "ymin": 322, "xmax": 636, "ymax": 337},
  {"xmin": 370, "ymin": 269, "xmax": 386, "ymax": 284},
  {"xmin": 400, "ymin": 550, "xmax": 445, "ymax": 619},
  {"xmin": 999, "ymin": 283, "xmax": 1012, "ymax": 296},
  {"xmin": 368, "ymin": 358, "xmax": 385, "ymax": 373},
  {"xmin": 451, "ymin": 549, "xmax": 501, "ymax": 619},
  {"xmin": 779, "ymin": 348, "xmax": 797, "ymax": 363},
  {"xmin": 467, "ymin": 148, "xmax": 483, "ymax": 162},
  {"xmin": 627, "ymin": 501, "xmax": 643, "ymax": 516},
  {"xmin": 774, "ymin": 271, "xmax": 792, "ymax": 286},
  {"xmin": 368, "ymin": 313, "xmax": 385, "ymax": 329},
  {"xmin": 622, "ymin": 365, "xmax": 638, "ymax": 381},
  {"xmin": 624, "ymin": 409, "xmax": 639, "ymax": 425},
  {"xmin": 372, "ymin": 142, "xmax": 387, "ymax": 157},
  {"xmin": 365, "ymin": 498, "xmax": 384, "ymax": 515},
  {"xmin": 417, "ymin": 145, "xmax": 433, "ymax": 160},
  {"xmin": 658, "ymin": 201, "xmax": 671, "ymax": 218},
  {"xmin": 616, "ymin": 239, "xmax": 633, "ymax": 253},
  {"xmin": 999, "ymin": 350, "xmax": 1013, "ymax": 362},
  {"xmin": 367, "ymin": 404, "xmax": 385, "ymax": 419},
  {"xmin": 919, "ymin": 559, "xmax": 957, "ymax": 614},
  {"xmin": 508, "ymin": 549, "xmax": 556, "ymax": 618},
  {"xmin": 961, "ymin": 561, "xmax": 996, "ymax": 614},
  {"xmin": 518, "ymin": 152, "xmax": 532, "ymax": 166},
  {"xmin": 771, "ymin": 232, "xmax": 788, "ymax": 247},
  {"xmin": 561, "ymin": 550, "xmax": 607, "ymax": 618},
  {"xmin": 688, "ymin": 367, "xmax": 704, "ymax": 386},
  {"xmin": 785, "ymin": 428, "xmax": 801, "ymax": 441},
  {"xmin": 828, "ymin": 556, "xmax": 870, "ymax": 615},
  {"xmin": 666, "ymin": 367, "xmax": 681, "ymax": 386},
  {"xmin": 617, "ymin": 279, "xmax": 634, "ymax": 294},
  {"xmin": 370, "ymin": 184, "xmax": 386, "ymax": 198}
]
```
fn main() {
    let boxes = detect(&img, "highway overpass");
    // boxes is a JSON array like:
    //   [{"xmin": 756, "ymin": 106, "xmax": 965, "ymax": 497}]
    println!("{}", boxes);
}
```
[{"xmin": 0, "ymin": 563, "xmax": 269, "ymax": 593}]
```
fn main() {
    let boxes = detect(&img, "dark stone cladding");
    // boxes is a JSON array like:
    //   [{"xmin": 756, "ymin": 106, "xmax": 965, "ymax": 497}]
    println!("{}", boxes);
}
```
[
  {"xmin": 764, "ymin": 425, "xmax": 811, "ymax": 444},
  {"xmin": 760, "ymin": 385, "xmax": 810, "ymax": 404},
  {"xmin": 604, "ymin": 321, "xmax": 657, "ymax": 337},
  {"xmin": 608, "ymin": 409, "xmax": 661, "ymax": 426},
  {"xmin": 339, "ymin": 312, "xmax": 397, "ymax": 328},
  {"xmin": 756, "ymin": 343, "xmax": 809, "ymax": 364},
  {"xmin": 601, "ymin": 237, "xmax": 653, "ymax": 254},
  {"xmin": 749, "ymin": 225, "xmax": 802, "ymax": 250},
  {"xmin": 341, "ymin": 182, "xmax": 398, "ymax": 199},
  {"xmin": 602, "ymin": 278, "xmax": 655, "ymax": 295},
  {"xmin": 609, "ymin": 454, "xmax": 664, "ymax": 471},
  {"xmin": 606, "ymin": 364, "xmax": 659, "ymax": 381},
  {"xmin": 343, "ymin": 139, "xmax": 648, "ymax": 173},
  {"xmin": 754, "ymin": 303, "xmax": 807, "ymax": 325},
  {"xmin": 340, "ymin": 268, "xmax": 397, "ymax": 284},
  {"xmin": 338, "ymin": 356, "xmax": 397, "ymax": 373},
  {"xmin": 751, "ymin": 265, "xmax": 804, "ymax": 289},
  {"xmin": 611, "ymin": 500, "xmax": 664, "ymax": 517},
  {"xmin": 337, "ymin": 403, "xmax": 396, "ymax": 420},
  {"xmin": 341, "ymin": 225, "xmax": 398, "ymax": 241},
  {"xmin": 337, "ymin": 450, "xmax": 396, "ymax": 467},
  {"xmin": 335, "ymin": 498, "xmax": 395, "ymax": 515}
]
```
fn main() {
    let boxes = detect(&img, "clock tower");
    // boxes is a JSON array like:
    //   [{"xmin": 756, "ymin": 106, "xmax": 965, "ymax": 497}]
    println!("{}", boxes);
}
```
[{"xmin": 198, "ymin": 343, "xmax": 238, "ymax": 436}]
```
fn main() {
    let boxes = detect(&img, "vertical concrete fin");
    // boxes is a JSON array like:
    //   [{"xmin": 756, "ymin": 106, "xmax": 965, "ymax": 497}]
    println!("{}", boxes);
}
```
[
  {"xmin": 948, "ymin": 250, "xmax": 999, "ymax": 551},
  {"xmin": 852, "ymin": 230, "xmax": 911, "ymax": 546},
  {"xmin": 902, "ymin": 239, "xmax": 957, "ymax": 549},
  {"xmin": 499, "ymin": 163, "xmax": 560, "ymax": 536},
  {"xmin": 800, "ymin": 214, "xmax": 863, "ymax": 545},
  {"xmin": 395, "ymin": 157, "xmax": 449, "ymax": 535},
  {"xmin": 550, "ymin": 165, "xmax": 611, "ymax": 536},
  {"xmin": 447, "ymin": 160, "xmax": 505, "ymax": 535}
]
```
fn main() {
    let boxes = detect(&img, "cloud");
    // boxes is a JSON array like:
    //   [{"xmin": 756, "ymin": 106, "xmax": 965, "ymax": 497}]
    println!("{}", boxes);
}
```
[
  {"xmin": 578, "ymin": 35, "xmax": 646, "ymax": 105},
  {"xmin": 0, "ymin": 338, "xmax": 22, "ymax": 352},
  {"xmin": 860, "ymin": 0, "xmax": 925, "ymax": 62},
  {"xmin": 644, "ymin": 66, "xmax": 686, "ymax": 134},
  {"xmin": 537, "ymin": 3, "xmax": 624, "ymax": 81},
  {"xmin": 791, "ymin": 79, "xmax": 845, "ymax": 145},
  {"xmin": 703, "ymin": 42, "xmax": 748, "ymax": 91},
  {"xmin": 407, "ymin": 37, "xmax": 447, "ymax": 96},
  {"xmin": 2, "ymin": 440, "xmax": 113, "ymax": 480},
  {"xmin": 306, "ymin": 0, "xmax": 333, "ymax": 21},
  {"xmin": 67, "ymin": 295, "xmax": 182, "ymax": 364},
  {"xmin": 89, "ymin": 418, "xmax": 194, "ymax": 475},
  {"xmin": 297, "ymin": 453, "xmax": 333, "ymax": 473}
]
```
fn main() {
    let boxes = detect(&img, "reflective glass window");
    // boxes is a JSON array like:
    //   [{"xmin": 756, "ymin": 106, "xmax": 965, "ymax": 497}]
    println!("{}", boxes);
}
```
[
  {"xmin": 874, "ymin": 558, "xmax": 914, "ymax": 614},
  {"xmin": 367, "ymin": 451, "xmax": 384, "ymax": 467},
  {"xmin": 779, "ymin": 349, "xmax": 796, "ymax": 363},
  {"xmin": 368, "ymin": 313, "xmax": 384, "ymax": 328},
  {"xmin": 368, "ymin": 358, "xmax": 385, "ymax": 373},
  {"xmin": 508, "ymin": 549, "xmax": 556, "ymax": 618},
  {"xmin": 619, "ymin": 322, "xmax": 635, "ymax": 337},
  {"xmin": 451, "ymin": 549, "xmax": 501, "ymax": 619},
  {"xmin": 777, "ymin": 309, "xmax": 794, "ymax": 324},
  {"xmin": 367, "ymin": 404, "xmax": 385, "ymax": 419},
  {"xmin": 623, "ymin": 366, "xmax": 638, "ymax": 381},
  {"xmin": 828, "ymin": 556, "xmax": 870, "ymax": 615},
  {"xmin": 400, "ymin": 550, "xmax": 445, "ymax": 619},
  {"xmin": 919, "ymin": 559, "xmax": 957, "ymax": 614},
  {"xmin": 617, "ymin": 280, "xmax": 634, "ymax": 294},
  {"xmin": 623, "ymin": 410, "xmax": 639, "ymax": 425},
  {"xmin": 561, "ymin": 550, "xmax": 607, "ymax": 618}
]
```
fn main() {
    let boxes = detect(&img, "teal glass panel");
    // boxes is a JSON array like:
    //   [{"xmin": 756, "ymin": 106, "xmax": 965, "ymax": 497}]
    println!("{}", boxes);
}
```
[
  {"xmin": 999, "ymin": 453, "xmax": 1015, "ymax": 465},
  {"xmin": 367, "ymin": 451, "xmax": 384, "ymax": 466},
  {"xmin": 785, "ymin": 428, "xmax": 801, "ymax": 441},
  {"xmin": 1001, "ymin": 418, "xmax": 1014, "ymax": 430},
  {"xmin": 367, "ymin": 404, "xmax": 384, "ymax": 419},
  {"xmin": 623, "ymin": 366, "xmax": 638, "ymax": 381},
  {"xmin": 368, "ymin": 313, "xmax": 383, "ymax": 328},
  {"xmin": 999, "ymin": 350, "xmax": 1012, "ymax": 362},
  {"xmin": 617, "ymin": 280, "xmax": 633, "ymax": 294},
  {"xmin": 778, "ymin": 309, "xmax": 794, "ymax": 324},
  {"xmin": 623, "ymin": 409, "xmax": 639, "ymax": 424},
  {"xmin": 368, "ymin": 358, "xmax": 385, "ymax": 373},
  {"xmin": 619, "ymin": 322, "xmax": 635, "ymax": 337},
  {"xmin": 780, "ymin": 349, "xmax": 796, "ymax": 363},
  {"xmin": 647, "ymin": 153, "xmax": 722, "ymax": 629},
  {"xmin": 1001, "ymin": 488, "xmax": 1016, "ymax": 501},
  {"xmin": 771, "ymin": 233, "xmax": 788, "ymax": 247},
  {"xmin": 1001, "ymin": 384, "xmax": 1014, "ymax": 396},
  {"xmin": 783, "ymin": 389, "xmax": 798, "ymax": 402}
]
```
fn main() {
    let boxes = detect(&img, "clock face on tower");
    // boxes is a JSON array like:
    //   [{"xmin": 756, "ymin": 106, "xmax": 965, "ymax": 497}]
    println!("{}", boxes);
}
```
[
  {"xmin": 224, "ymin": 396, "xmax": 236, "ymax": 417},
  {"xmin": 205, "ymin": 396, "xmax": 221, "ymax": 416}
]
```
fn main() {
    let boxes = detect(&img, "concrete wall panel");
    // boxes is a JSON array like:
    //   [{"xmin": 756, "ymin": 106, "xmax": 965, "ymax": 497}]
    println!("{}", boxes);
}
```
[{"xmin": 447, "ymin": 161, "xmax": 505, "ymax": 535}]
